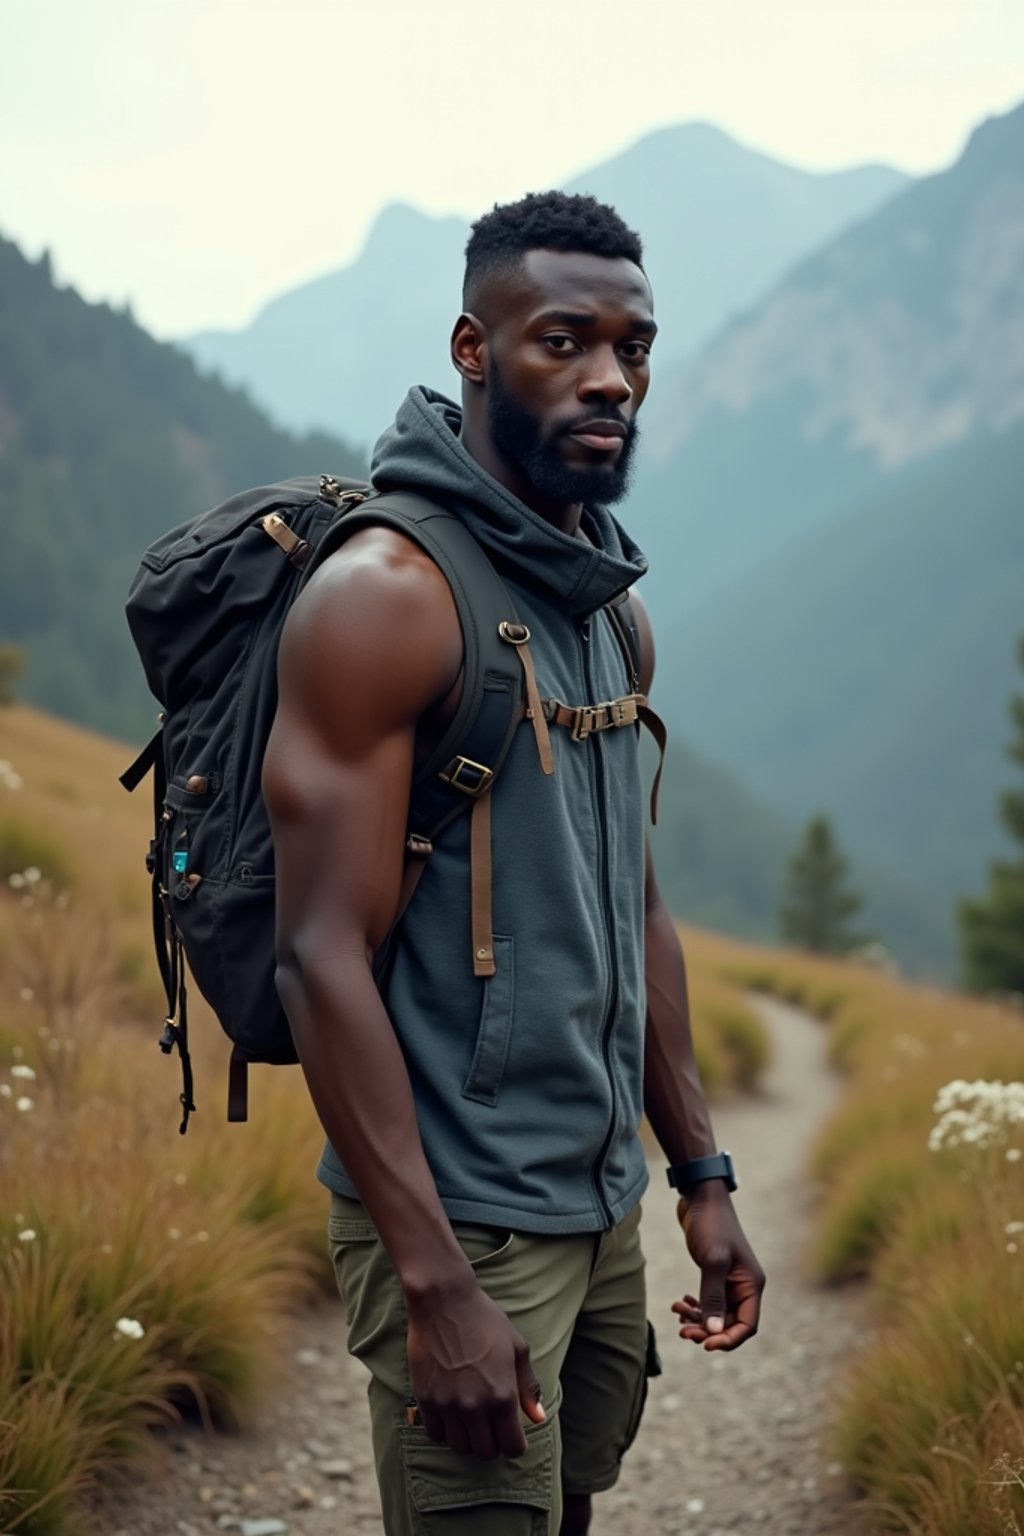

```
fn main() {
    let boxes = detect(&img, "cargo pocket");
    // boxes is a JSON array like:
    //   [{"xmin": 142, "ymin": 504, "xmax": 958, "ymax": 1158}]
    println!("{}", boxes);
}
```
[
  {"xmin": 327, "ymin": 1202, "xmax": 408, "ymax": 1387},
  {"xmin": 401, "ymin": 1416, "xmax": 553, "ymax": 1534},
  {"xmin": 618, "ymin": 1321, "xmax": 661, "ymax": 1462},
  {"xmin": 462, "ymin": 935, "xmax": 514, "ymax": 1106}
]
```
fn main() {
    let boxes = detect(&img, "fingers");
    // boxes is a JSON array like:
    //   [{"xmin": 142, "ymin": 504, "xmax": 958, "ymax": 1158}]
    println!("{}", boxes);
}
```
[
  {"xmin": 493, "ymin": 1397, "xmax": 529, "ymax": 1459},
  {"xmin": 515, "ymin": 1339, "xmax": 546, "ymax": 1425},
  {"xmin": 673, "ymin": 1267, "xmax": 765, "ymax": 1351},
  {"xmin": 439, "ymin": 1410, "xmax": 471, "ymax": 1456},
  {"xmin": 698, "ymin": 1247, "xmax": 731, "ymax": 1335}
]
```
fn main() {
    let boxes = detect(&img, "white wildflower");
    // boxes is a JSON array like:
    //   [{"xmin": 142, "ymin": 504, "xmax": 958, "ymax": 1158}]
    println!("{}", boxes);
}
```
[
  {"xmin": 16, "ymin": 1229, "xmax": 36, "ymax": 1243},
  {"xmin": 18, "ymin": 987, "xmax": 33, "ymax": 1003},
  {"xmin": 22, "ymin": 867, "xmax": 41, "ymax": 885},
  {"xmin": 685, "ymin": 1499, "xmax": 706, "ymax": 1515},
  {"xmin": 1008, "ymin": 1243, "xmax": 1019, "ymax": 1254},
  {"xmin": 10, "ymin": 1065, "xmax": 35, "ymax": 1081},
  {"xmin": 168, "ymin": 1227, "xmax": 181, "ymax": 1240},
  {"xmin": 173, "ymin": 1172, "xmax": 187, "ymax": 1186},
  {"xmin": 7, "ymin": 873, "xmax": 24, "ymax": 890},
  {"xmin": 113, "ymin": 1317, "xmax": 145, "ymax": 1341},
  {"xmin": 928, "ymin": 1080, "xmax": 1024, "ymax": 1152},
  {"xmin": 1008, "ymin": 1149, "xmax": 1022, "ymax": 1163},
  {"xmin": 0, "ymin": 1084, "xmax": 11, "ymax": 1098},
  {"xmin": 15, "ymin": 1097, "xmax": 33, "ymax": 1113},
  {"xmin": 1006, "ymin": 1222, "xmax": 1024, "ymax": 1236}
]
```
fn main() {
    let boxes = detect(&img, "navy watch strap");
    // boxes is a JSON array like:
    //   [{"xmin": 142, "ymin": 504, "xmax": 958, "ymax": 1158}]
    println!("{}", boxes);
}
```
[{"xmin": 666, "ymin": 1151, "xmax": 738, "ymax": 1194}]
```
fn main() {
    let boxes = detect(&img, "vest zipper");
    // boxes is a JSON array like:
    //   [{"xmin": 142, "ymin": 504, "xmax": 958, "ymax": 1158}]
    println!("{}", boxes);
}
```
[{"xmin": 580, "ymin": 615, "xmax": 619, "ymax": 1228}]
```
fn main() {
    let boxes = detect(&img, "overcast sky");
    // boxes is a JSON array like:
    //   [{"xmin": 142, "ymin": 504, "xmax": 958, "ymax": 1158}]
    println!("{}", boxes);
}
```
[{"xmin": 2, "ymin": 0, "xmax": 1021, "ymax": 337}]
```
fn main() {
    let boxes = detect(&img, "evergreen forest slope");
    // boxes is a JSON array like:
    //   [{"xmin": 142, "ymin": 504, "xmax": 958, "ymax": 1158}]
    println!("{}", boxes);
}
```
[
  {"xmin": 661, "ymin": 420, "xmax": 1024, "ymax": 944},
  {"xmin": 0, "ymin": 234, "xmax": 365, "ymax": 739},
  {"xmin": 0, "ymin": 227, "xmax": 823, "ymax": 954}
]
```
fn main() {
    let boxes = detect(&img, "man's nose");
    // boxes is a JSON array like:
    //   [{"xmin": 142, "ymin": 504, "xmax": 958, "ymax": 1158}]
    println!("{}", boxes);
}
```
[{"xmin": 578, "ymin": 346, "xmax": 632, "ymax": 406}]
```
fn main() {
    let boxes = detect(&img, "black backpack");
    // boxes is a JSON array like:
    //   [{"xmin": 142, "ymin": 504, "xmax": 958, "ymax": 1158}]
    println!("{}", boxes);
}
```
[{"xmin": 122, "ymin": 474, "xmax": 650, "ymax": 1132}]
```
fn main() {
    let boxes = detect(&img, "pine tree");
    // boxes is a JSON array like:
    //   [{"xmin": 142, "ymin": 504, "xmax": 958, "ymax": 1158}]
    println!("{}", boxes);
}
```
[
  {"xmin": 780, "ymin": 814, "xmax": 864, "ymax": 954},
  {"xmin": 959, "ymin": 635, "xmax": 1024, "ymax": 993}
]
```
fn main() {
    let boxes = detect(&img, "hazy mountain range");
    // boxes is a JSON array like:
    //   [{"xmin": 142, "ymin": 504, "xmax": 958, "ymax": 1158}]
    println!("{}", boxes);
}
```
[
  {"xmin": 186, "ymin": 123, "xmax": 907, "ymax": 452},
  {"xmin": 182, "ymin": 100, "xmax": 1024, "ymax": 972},
  {"xmin": 4, "ymin": 102, "xmax": 1023, "ymax": 975}
]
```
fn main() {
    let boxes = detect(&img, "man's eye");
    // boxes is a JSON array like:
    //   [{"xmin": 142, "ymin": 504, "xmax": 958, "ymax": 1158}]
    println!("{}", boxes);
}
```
[
  {"xmin": 543, "ymin": 335, "xmax": 577, "ymax": 353},
  {"xmin": 620, "ymin": 342, "xmax": 651, "ymax": 361}
]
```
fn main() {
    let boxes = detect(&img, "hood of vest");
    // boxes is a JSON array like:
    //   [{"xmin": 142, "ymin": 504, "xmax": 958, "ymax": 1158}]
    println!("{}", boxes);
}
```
[{"xmin": 370, "ymin": 386, "xmax": 648, "ymax": 618}]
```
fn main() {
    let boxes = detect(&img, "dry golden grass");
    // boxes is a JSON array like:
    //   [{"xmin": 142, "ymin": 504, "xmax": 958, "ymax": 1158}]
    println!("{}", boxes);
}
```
[
  {"xmin": 715, "ymin": 937, "xmax": 1024, "ymax": 1534},
  {"xmin": 0, "ymin": 705, "xmax": 771, "ymax": 1529}
]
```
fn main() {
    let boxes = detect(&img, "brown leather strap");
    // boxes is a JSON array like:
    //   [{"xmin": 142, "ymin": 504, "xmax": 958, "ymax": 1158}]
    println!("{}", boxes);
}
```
[
  {"xmin": 498, "ymin": 623, "xmax": 554, "ymax": 776},
  {"xmin": 470, "ymin": 790, "xmax": 496, "ymax": 977},
  {"xmin": 638, "ymin": 703, "xmax": 667, "ymax": 825},
  {"xmin": 260, "ymin": 512, "xmax": 311, "ymax": 570},
  {"xmin": 544, "ymin": 691, "xmax": 646, "ymax": 741},
  {"xmin": 227, "ymin": 1048, "xmax": 249, "ymax": 1123},
  {"xmin": 543, "ymin": 690, "xmax": 667, "ymax": 824}
]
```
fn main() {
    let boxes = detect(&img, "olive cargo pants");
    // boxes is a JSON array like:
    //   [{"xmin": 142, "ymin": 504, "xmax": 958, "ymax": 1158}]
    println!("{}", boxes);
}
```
[{"xmin": 328, "ymin": 1196, "xmax": 657, "ymax": 1535}]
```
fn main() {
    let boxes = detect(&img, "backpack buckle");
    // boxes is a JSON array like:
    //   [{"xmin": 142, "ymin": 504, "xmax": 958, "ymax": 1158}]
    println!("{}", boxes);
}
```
[{"xmin": 440, "ymin": 756, "xmax": 495, "ymax": 796}]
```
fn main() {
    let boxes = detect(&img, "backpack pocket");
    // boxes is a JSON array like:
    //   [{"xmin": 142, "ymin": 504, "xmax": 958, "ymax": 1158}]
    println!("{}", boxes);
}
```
[{"xmin": 462, "ymin": 935, "xmax": 515, "ymax": 1106}]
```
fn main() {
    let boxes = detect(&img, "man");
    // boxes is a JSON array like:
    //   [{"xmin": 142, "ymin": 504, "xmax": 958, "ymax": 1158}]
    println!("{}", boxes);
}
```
[{"xmin": 263, "ymin": 191, "xmax": 765, "ymax": 1536}]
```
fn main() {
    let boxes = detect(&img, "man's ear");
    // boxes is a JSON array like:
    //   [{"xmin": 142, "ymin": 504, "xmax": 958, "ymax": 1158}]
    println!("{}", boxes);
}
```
[{"xmin": 451, "ymin": 313, "xmax": 487, "ymax": 386}]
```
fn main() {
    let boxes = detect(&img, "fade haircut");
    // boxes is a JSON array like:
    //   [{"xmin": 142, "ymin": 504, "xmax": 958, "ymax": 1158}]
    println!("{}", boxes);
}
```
[{"xmin": 463, "ymin": 191, "xmax": 644, "ymax": 310}]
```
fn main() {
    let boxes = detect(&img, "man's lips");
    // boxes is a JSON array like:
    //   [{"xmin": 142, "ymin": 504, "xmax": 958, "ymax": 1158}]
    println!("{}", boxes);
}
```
[{"xmin": 566, "ymin": 420, "xmax": 627, "ymax": 452}]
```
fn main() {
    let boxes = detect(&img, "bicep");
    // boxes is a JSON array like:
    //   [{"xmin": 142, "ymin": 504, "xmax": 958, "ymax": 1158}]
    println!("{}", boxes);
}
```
[
  {"xmin": 264, "ymin": 701, "xmax": 414, "ymax": 960},
  {"xmin": 263, "ymin": 536, "xmax": 460, "ymax": 958}
]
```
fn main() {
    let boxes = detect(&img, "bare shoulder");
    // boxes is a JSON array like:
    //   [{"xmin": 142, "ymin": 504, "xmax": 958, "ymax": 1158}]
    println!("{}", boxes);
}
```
[
  {"xmin": 627, "ymin": 587, "xmax": 655, "ymax": 694},
  {"xmin": 277, "ymin": 526, "xmax": 463, "ymax": 741}
]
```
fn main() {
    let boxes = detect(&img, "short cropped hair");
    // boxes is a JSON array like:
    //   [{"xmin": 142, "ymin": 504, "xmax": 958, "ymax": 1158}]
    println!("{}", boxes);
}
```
[{"xmin": 463, "ymin": 191, "xmax": 644, "ymax": 308}]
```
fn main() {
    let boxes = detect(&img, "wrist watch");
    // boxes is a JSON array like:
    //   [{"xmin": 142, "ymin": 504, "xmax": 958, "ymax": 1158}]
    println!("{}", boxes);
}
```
[{"xmin": 666, "ymin": 1150, "xmax": 738, "ymax": 1194}]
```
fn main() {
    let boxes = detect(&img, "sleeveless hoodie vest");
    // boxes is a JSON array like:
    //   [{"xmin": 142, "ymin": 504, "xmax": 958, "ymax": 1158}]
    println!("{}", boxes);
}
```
[{"xmin": 317, "ymin": 387, "xmax": 653, "ymax": 1233}]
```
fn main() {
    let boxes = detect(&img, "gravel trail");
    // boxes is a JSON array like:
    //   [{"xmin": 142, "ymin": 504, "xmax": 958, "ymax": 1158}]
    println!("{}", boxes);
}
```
[{"xmin": 93, "ymin": 996, "xmax": 867, "ymax": 1536}]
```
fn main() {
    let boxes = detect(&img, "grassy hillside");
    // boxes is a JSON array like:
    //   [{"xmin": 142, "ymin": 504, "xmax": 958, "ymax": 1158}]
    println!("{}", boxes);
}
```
[
  {"xmin": 0, "ymin": 232, "xmax": 365, "ymax": 741},
  {"xmin": 3, "ymin": 705, "xmax": 1019, "ymax": 1531},
  {"xmin": 710, "ymin": 937, "xmax": 1024, "ymax": 1535},
  {"xmin": 0, "ymin": 702, "xmax": 770, "ymax": 1531}
]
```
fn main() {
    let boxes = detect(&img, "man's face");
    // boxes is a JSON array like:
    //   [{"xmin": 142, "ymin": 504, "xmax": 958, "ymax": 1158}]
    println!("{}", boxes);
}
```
[{"xmin": 478, "ymin": 250, "xmax": 656, "ymax": 507}]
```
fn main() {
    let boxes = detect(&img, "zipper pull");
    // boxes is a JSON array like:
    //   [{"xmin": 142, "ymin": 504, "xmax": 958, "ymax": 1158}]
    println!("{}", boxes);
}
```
[{"xmin": 580, "ymin": 618, "xmax": 592, "ymax": 643}]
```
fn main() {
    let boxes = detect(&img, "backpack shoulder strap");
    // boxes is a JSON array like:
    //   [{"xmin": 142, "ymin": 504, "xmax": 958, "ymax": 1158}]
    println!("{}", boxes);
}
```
[
  {"xmin": 605, "ymin": 591, "xmax": 643, "ymax": 692},
  {"xmin": 603, "ymin": 590, "xmax": 667, "ymax": 826},
  {"xmin": 304, "ymin": 490, "xmax": 529, "ymax": 980},
  {"xmin": 304, "ymin": 489, "xmax": 524, "ymax": 841}
]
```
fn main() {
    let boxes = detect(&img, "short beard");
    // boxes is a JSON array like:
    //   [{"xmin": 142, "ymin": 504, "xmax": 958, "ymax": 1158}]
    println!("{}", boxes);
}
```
[{"xmin": 486, "ymin": 361, "xmax": 639, "ymax": 508}]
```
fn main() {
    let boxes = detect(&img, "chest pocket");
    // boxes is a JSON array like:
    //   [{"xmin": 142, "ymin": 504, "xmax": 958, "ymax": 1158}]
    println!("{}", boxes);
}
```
[{"xmin": 462, "ymin": 935, "xmax": 515, "ymax": 1106}]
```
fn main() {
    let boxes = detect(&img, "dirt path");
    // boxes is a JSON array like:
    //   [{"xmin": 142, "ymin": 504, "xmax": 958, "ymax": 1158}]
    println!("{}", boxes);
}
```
[{"xmin": 94, "ymin": 997, "xmax": 867, "ymax": 1536}]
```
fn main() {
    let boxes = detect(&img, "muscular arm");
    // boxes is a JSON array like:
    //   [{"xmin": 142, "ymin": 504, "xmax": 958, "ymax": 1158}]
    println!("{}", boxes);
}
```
[
  {"xmin": 631, "ymin": 592, "xmax": 765, "ymax": 1350},
  {"xmin": 263, "ymin": 528, "xmax": 542, "ymax": 1456}
]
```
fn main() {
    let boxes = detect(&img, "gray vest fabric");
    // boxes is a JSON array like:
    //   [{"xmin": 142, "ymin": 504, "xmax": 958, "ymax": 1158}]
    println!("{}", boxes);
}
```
[{"xmin": 316, "ymin": 388, "xmax": 651, "ymax": 1233}]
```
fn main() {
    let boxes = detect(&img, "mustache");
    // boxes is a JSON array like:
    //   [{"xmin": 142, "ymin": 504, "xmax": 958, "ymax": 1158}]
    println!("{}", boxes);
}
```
[{"xmin": 558, "ymin": 411, "xmax": 634, "ymax": 439}]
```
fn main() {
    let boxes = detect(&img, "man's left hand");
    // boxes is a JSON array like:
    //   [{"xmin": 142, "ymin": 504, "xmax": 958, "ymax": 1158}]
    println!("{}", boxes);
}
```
[{"xmin": 671, "ymin": 1184, "xmax": 765, "ymax": 1351}]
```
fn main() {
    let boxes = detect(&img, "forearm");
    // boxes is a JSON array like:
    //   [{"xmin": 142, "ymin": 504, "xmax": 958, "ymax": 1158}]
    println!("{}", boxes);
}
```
[
  {"xmin": 277, "ymin": 950, "xmax": 474, "ymax": 1302},
  {"xmin": 642, "ymin": 896, "xmax": 718, "ymax": 1166}
]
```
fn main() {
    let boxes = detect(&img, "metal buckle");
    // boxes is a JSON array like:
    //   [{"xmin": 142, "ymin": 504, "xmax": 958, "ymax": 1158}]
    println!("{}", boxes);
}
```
[
  {"xmin": 610, "ymin": 697, "xmax": 639, "ymax": 728},
  {"xmin": 571, "ymin": 707, "xmax": 600, "ymax": 742},
  {"xmin": 439, "ymin": 756, "xmax": 495, "ymax": 796}
]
